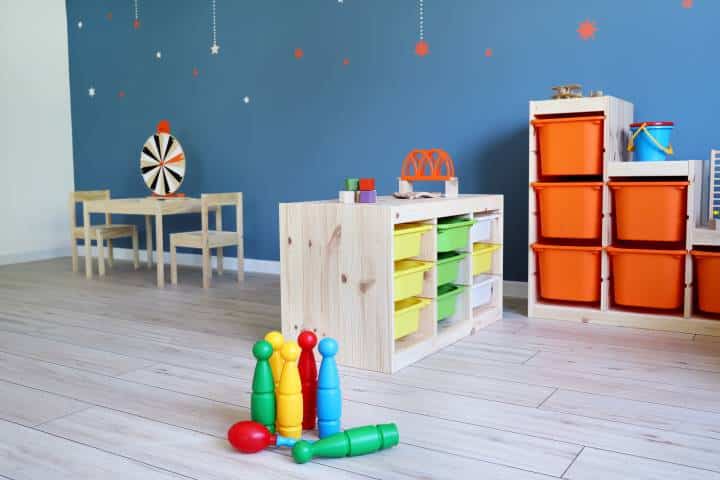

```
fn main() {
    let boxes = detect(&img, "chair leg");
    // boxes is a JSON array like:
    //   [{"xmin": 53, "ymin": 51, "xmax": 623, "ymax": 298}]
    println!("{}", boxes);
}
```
[
  {"xmin": 107, "ymin": 239, "xmax": 114, "ymax": 268},
  {"xmin": 202, "ymin": 245, "xmax": 211, "ymax": 289},
  {"xmin": 170, "ymin": 240, "xmax": 178, "ymax": 285},
  {"xmin": 71, "ymin": 238, "xmax": 78, "ymax": 273},
  {"xmin": 217, "ymin": 247, "xmax": 224, "ymax": 275},
  {"xmin": 237, "ymin": 239, "xmax": 245, "ymax": 282},
  {"xmin": 132, "ymin": 228, "xmax": 140, "ymax": 270},
  {"xmin": 96, "ymin": 232, "xmax": 106, "ymax": 276}
]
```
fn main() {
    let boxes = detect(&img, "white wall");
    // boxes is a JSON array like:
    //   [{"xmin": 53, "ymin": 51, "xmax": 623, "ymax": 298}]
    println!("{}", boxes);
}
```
[{"xmin": 0, "ymin": 1, "xmax": 75, "ymax": 264}]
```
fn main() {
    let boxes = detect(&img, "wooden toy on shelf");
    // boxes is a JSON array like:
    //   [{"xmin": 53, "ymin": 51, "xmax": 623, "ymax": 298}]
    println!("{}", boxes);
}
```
[
  {"xmin": 140, "ymin": 120, "xmax": 186, "ymax": 197},
  {"xmin": 551, "ymin": 84, "xmax": 582, "ymax": 99},
  {"xmin": 399, "ymin": 149, "xmax": 458, "ymax": 198}
]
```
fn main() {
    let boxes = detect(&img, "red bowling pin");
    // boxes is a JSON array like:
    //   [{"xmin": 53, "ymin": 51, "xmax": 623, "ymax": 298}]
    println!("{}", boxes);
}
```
[{"xmin": 297, "ymin": 330, "xmax": 318, "ymax": 430}]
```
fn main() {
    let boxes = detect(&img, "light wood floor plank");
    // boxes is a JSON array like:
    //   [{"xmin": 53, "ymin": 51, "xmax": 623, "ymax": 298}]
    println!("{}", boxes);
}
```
[
  {"xmin": 119, "ymin": 364, "xmax": 580, "ymax": 476},
  {"xmin": 527, "ymin": 351, "xmax": 720, "ymax": 392},
  {"xmin": 0, "ymin": 329, "xmax": 154, "ymax": 376},
  {"xmin": 40, "ymin": 407, "xmax": 370, "ymax": 480},
  {"xmin": 564, "ymin": 447, "xmax": 720, "ymax": 480},
  {"xmin": 541, "ymin": 389, "xmax": 720, "ymax": 440},
  {"xmin": 0, "ymin": 380, "xmax": 89, "ymax": 427},
  {"xmin": 418, "ymin": 350, "xmax": 720, "ymax": 413},
  {"xmin": 0, "ymin": 419, "xmax": 188, "ymax": 480}
]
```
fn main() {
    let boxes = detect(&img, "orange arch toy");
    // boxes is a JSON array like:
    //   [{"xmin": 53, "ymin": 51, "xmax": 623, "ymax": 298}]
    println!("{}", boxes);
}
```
[{"xmin": 401, "ymin": 149, "xmax": 455, "ymax": 181}]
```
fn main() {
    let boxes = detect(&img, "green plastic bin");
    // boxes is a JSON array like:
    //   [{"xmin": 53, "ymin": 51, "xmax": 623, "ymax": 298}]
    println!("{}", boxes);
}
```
[
  {"xmin": 437, "ymin": 283, "xmax": 466, "ymax": 321},
  {"xmin": 436, "ymin": 251, "xmax": 468, "ymax": 286},
  {"xmin": 437, "ymin": 217, "xmax": 475, "ymax": 252}
]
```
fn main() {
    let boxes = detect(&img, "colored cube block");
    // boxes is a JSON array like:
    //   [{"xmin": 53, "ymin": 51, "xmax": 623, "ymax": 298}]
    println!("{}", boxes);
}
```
[{"xmin": 359, "ymin": 178, "xmax": 375, "ymax": 191}]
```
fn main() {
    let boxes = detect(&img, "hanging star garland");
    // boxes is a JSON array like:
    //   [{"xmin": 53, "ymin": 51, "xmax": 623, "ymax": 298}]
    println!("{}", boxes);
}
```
[
  {"xmin": 415, "ymin": 0, "xmax": 429, "ymax": 56},
  {"xmin": 210, "ymin": 0, "xmax": 220, "ymax": 54}
]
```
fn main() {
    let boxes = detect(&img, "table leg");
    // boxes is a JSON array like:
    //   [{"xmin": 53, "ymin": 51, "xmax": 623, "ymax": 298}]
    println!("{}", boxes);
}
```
[
  {"xmin": 97, "ymin": 232, "xmax": 105, "ymax": 276},
  {"xmin": 145, "ymin": 215, "xmax": 153, "ymax": 268},
  {"xmin": 83, "ymin": 206, "xmax": 92, "ymax": 279},
  {"xmin": 155, "ymin": 213, "xmax": 164, "ymax": 288}
]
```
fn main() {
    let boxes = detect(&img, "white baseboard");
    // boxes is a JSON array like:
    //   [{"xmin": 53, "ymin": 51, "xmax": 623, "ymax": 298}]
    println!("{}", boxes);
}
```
[
  {"xmin": 0, "ymin": 247, "xmax": 71, "ymax": 266},
  {"xmin": 4, "ymin": 246, "xmax": 529, "ymax": 297},
  {"xmin": 84, "ymin": 246, "xmax": 280, "ymax": 275}
]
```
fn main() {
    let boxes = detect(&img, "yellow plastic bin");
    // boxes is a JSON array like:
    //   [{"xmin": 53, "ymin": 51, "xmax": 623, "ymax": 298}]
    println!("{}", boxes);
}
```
[
  {"xmin": 394, "ymin": 297, "xmax": 431, "ymax": 339},
  {"xmin": 394, "ymin": 223, "xmax": 433, "ymax": 261},
  {"xmin": 394, "ymin": 259, "xmax": 433, "ymax": 301},
  {"xmin": 472, "ymin": 243, "xmax": 501, "ymax": 276}
]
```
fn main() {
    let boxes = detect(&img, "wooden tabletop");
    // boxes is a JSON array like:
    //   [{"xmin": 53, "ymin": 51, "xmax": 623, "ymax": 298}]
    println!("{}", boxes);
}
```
[{"xmin": 83, "ymin": 197, "xmax": 205, "ymax": 215}]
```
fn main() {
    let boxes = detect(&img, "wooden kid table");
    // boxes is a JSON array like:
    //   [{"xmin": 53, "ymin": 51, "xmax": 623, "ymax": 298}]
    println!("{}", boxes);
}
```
[{"xmin": 82, "ymin": 197, "xmax": 210, "ymax": 287}]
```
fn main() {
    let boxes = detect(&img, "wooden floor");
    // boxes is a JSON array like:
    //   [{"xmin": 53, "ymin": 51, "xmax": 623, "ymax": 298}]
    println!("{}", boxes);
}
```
[{"xmin": 0, "ymin": 259, "xmax": 719, "ymax": 479}]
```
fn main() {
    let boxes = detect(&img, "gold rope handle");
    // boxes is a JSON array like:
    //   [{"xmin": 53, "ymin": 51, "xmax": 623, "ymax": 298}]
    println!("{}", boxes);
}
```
[{"xmin": 627, "ymin": 122, "xmax": 674, "ymax": 155}]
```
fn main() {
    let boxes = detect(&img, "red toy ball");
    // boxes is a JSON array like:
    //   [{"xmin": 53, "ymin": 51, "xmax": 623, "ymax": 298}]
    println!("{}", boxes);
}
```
[{"xmin": 227, "ymin": 421, "xmax": 275, "ymax": 453}]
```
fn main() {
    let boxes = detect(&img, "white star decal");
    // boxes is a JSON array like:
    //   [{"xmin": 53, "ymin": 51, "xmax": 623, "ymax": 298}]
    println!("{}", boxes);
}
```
[
  {"xmin": 77, "ymin": 20, "xmax": 83, "ymax": 29},
  {"xmin": 155, "ymin": 51, "xmax": 162, "ymax": 59},
  {"xmin": 243, "ymin": 96, "xmax": 250, "ymax": 104},
  {"xmin": 210, "ymin": 43, "xmax": 220, "ymax": 55},
  {"xmin": 88, "ymin": 87, "xmax": 96, "ymax": 97}
]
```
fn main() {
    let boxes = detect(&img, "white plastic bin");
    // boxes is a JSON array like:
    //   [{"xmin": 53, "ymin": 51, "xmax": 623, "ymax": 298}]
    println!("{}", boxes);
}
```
[
  {"xmin": 471, "ymin": 214, "xmax": 499, "ymax": 243},
  {"xmin": 471, "ymin": 277, "xmax": 495, "ymax": 308}
]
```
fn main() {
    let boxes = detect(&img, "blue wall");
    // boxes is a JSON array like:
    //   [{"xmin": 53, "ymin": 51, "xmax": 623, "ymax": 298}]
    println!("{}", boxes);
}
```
[{"xmin": 66, "ymin": 0, "xmax": 719, "ymax": 281}]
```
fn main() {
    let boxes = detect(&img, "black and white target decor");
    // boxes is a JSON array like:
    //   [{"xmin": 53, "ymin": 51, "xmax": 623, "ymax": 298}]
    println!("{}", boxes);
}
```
[{"xmin": 140, "ymin": 132, "xmax": 186, "ymax": 196}]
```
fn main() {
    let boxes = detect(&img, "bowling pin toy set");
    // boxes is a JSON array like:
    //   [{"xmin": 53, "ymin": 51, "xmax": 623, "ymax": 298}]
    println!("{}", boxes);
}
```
[
  {"xmin": 227, "ymin": 330, "xmax": 399, "ymax": 464},
  {"xmin": 339, "ymin": 177, "xmax": 377, "ymax": 204}
]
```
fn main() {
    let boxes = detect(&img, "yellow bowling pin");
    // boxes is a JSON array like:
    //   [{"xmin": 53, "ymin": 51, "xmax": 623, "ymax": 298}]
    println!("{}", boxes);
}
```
[
  {"xmin": 276, "ymin": 341, "xmax": 303, "ymax": 439},
  {"xmin": 264, "ymin": 331, "xmax": 284, "ymax": 388}
]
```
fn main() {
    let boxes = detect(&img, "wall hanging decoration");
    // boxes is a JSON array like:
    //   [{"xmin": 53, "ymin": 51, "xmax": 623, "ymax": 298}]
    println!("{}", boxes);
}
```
[
  {"xmin": 415, "ymin": 0, "xmax": 429, "ymax": 56},
  {"xmin": 577, "ymin": 20, "xmax": 597, "ymax": 40},
  {"xmin": 140, "ymin": 120, "xmax": 186, "ymax": 197},
  {"xmin": 210, "ymin": 0, "xmax": 220, "ymax": 54},
  {"xmin": 132, "ymin": 0, "xmax": 140, "ymax": 29}
]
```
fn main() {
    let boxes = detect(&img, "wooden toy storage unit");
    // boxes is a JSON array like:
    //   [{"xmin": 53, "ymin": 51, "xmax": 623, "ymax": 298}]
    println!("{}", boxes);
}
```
[
  {"xmin": 280, "ymin": 195, "xmax": 503, "ymax": 373},
  {"xmin": 528, "ymin": 95, "xmax": 720, "ymax": 336}
]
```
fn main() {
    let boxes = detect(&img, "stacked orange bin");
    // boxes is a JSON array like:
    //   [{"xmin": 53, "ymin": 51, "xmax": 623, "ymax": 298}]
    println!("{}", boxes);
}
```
[
  {"xmin": 607, "ymin": 181, "xmax": 689, "ymax": 311},
  {"xmin": 531, "ymin": 115, "xmax": 605, "ymax": 305}
]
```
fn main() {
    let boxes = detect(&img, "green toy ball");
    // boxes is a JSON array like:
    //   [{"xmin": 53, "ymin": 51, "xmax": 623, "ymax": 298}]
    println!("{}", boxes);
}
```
[{"xmin": 292, "ymin": 440, "xmax": 314, "ymax": 464}]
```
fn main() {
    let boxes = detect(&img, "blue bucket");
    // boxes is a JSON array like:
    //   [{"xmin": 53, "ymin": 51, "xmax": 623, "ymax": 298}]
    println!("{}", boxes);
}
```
[{"xmin": 628, "ymin": 121, "xmax": 674, "ymax": 161}]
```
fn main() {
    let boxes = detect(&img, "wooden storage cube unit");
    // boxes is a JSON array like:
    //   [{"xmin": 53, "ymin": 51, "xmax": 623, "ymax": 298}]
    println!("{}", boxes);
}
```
[
  {"xmin": 691, "ymin": 250, "xmax": 720, "ymax": 315},
  {"xmin": 607, "ymin": 247, "xmax": 686, "ymax": 310},
  {"xmin": 280, "ymin": 195, "xmax": 503, "ymax": 373},
  {"xmin": 532, "ymin": 115, "xmax": 604, "ymax": 177},
  {"xmin": 532, "ymin": 244, "xmax": 602, "ymax": 303},
  {"xmin": 608, "ymin": 181, "xmax": 689, "ymax": 243},
  {"xmin": 533, "ymin": 182, "xmax": 603, "ymax": 241}
]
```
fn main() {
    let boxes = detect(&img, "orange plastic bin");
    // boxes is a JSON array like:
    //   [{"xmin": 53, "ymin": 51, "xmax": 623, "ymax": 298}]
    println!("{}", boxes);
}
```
[
  {"xmin": 533, "ymin": 182, "xmax": 603, "ymax": 240},
  {"xmin": 607, "ymin": 247, "xmax": 686, "ymax": 310},
  {"xmin": 532, "ymin": 244, "xmax": 601, "ymax": 303},
  {"xmin": 608, "ymin": 181, "xmax": 688, "ymax": 243},
  {"xmin": 691, "ymin": 250, "xmax": 720, "ymax": 314},
  {"xmin": 532, "ymin": 115, "xmax": 604, "ymax": 177}
]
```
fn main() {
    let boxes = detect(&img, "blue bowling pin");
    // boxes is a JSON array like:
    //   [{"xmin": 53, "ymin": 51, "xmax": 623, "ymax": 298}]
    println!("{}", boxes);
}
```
[{"xmin": 317, "ymin": 337, "xmax": 341, "ymax": 438}]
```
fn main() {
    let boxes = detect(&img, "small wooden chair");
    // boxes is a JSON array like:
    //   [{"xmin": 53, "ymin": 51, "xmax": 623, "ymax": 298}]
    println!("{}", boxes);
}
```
[
  {"xmin": 170, "ymin": 192, "xmax": 244, "ymax": 288},
  {"xmin": 70, "ymin": 190, "xmax": 139, "ymax": 275}
]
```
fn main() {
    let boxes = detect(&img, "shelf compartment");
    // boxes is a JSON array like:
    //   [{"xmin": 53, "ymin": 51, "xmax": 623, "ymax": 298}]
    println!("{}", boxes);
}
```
[
  {"xmin": 393, "ymin": 222, "xmax": 433, "ymax": 261},
  {"xmin": 533, "ymin": 182, "xmax": 603, "ymax": 241},
  {"xmin": 532, "ymin": 244, "xmax": 602, "ymax": 304}
]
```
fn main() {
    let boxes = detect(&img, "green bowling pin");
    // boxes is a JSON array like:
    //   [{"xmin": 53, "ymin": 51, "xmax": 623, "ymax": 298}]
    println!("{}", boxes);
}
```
[
  {"xmin": 292, "ymin": 423, "xmax": 399, "ymax": 464},
  {"xmin": 251, "ymin": 340, "xmax": 276, "ymax": 433}
]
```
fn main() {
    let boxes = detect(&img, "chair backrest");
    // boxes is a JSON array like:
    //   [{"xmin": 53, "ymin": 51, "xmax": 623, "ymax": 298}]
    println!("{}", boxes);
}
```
[
  {"xmin": 69, "ymin": 190, "xmax": 110, "ymax": 228},
  {"xmin": 200, "ymin": 192, "xmax": 243, "ymax": 238}
]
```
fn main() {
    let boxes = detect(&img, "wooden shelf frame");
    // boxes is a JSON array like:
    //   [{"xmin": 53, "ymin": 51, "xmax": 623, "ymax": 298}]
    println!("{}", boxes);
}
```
[
  {"xmin": 280, "ymin": 195, "xmax": 503, "ymax": 373},
  {"xmin": 528, "ymin": 96, "xmax": 720, "ymax": 335}
]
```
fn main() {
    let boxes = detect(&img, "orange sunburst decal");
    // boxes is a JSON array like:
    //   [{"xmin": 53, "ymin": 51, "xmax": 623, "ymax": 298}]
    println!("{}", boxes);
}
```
[{"xmin": 578, "ymin": 20, "xmax": 597, "ymax": 40}]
